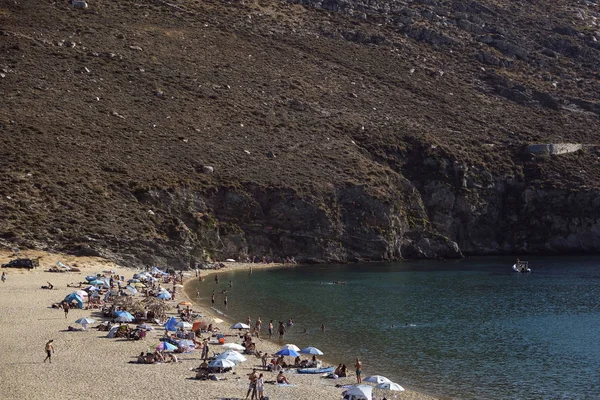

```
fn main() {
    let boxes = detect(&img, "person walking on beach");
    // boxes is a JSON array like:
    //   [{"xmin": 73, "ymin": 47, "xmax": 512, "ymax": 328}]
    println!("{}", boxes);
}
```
[
  {"xmin": 268, "ymin": 320, "xmax": 273, "ymax": 338},
  {"xmin": 224, "ymin": 295, "xmax": 228, "ymax": 308},
  {"xmin": 355, "ymin": 358, "xmax": 362, "ymax": 383},
  {"xmin": 201, "ymin": 339, "xmax": 209, "ymax": 360},
  {"xmin": 62, "ymin": 302, "xmax": 69, "ymax": 318},
  {"xmin": 215, "ymin": 273, "xmax": 219, "ymax": 284},
  {"xmin": 211, "ymin": 291, "xmax": 215, "ymax": 306},
  {"xmin": 1, "ymin": 272, "xmax": 6, "ymax": 283},
  {"xmin": 255, "ymin": 317, "xmax": 262, "ymax": 333},
  {"xmin": 278, "ymin": 321, "xmax": 286, "ymax": 339},
  {"xmin": 44, "ymin": 340, "xmax": 55, "ymax": 363}
]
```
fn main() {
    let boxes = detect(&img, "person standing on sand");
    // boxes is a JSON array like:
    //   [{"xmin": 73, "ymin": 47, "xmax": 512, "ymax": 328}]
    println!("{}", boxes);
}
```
[
  {"xmin": 245, "ymin": 368, "xmax": 258, "ymax": 400},
  {"xmin": 255, "ymin": 317, "xmax": 262, "ymax": 333},
  {"xmin": 355, "ymin": 358, "xmax": 362, "ymax": 383},
  {"xmin": 256, "ymin": 373, "xmax": 264, "ymax": 400},
  {"xmin": 215, "ymin": 274, "xmax": 219, "ymax": 284},
  {"xmin": 268, "ymin": 320, "xmax": 273, "ymax": 338},
  {"xmin": 224, "ymin": 295, "xmax": 228, "ymax": 307},
  {"xmin": 62, "ymin": 302, "xmax": 69, "ymax": 318},
  {"xmin": 44, "ymin": 340, "xmax": 55, "ymax": 363},
  {"xmin": 211, "ymin": 291, "xmax": 215, "ymax": 306},
  {"xmin": 1, "ymin": 271, "xmax": 6, "ymax": 283}
]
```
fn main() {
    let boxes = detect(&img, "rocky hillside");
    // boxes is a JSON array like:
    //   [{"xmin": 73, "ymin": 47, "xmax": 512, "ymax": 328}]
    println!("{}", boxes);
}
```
[{"xmin": 1, "ymin": 0, "xmax": 599, "ymax": 268}]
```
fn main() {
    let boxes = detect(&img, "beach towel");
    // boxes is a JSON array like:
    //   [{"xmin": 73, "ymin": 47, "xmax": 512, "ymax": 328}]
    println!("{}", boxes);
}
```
[{"xmin": 276, "ymin": 383, "xmax": 296, "ymax": 387}]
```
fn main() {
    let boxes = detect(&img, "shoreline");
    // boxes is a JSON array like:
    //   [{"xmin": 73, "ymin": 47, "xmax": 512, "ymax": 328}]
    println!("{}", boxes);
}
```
[
  {"xmin": 183, "ymin": 261, "xmax": 442, "ymax": 400},
  {"xmin": 0, "ymin": 250, "xmax": 439, "ymax": 400}
]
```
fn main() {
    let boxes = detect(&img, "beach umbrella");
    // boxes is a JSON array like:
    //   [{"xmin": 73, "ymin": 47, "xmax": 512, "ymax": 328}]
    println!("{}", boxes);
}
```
[
  {"xmin": 76, "ymin": 290, "xmax": 88, "ymax": 299},
  {"xmin": 231, "ymin": 322, "xmax": 250, "ymax": 330},
  {"xmin": 178, "ymin": 301, "xmax": 192, "ymax": 306},
  {"xmin": 156, "ymin": 291, "xmax": 172, "ymax": 300},
  {"xmin": 115, "ymin": 311, "xmax": 134, "ymax": 322},
  {"xmin": 216, "ymin": 350, "xmax": 247, "ymax": 363},
  {"xmin": 274, "ymin": 348, "xmax": 300, "ymax": 357},
  {"xmin": 128, "ymin": 279, "xmax": 140, "ymax": 283},
  {"xmin": 280, "ymin": 344, "xmax": 301, "ymax": 352},
  {"xmin": 125, "ymin": 285, "xmax": 138, "ymax": 295},
  {"xmin": 89, "ymin": 279, "xmax": 105, "ymax": 286},
  {"xmin": 137, "ymin": 323, "xmax": 154, "ymax": 331},
  {"xmin": 213, "ymin": 318, "xmax": 224, "ymax": 324},
  {"xmin": 208, "ymin": 358, "xmax": 235, "ymax": 369},
  {"xmin": 221, "ymin": 343, "xmax": 245, "ymax": 351},
  {"xmin": 363, "ymin": 375, "xmax": 392, "ymax": 384},
  {"xmin": 75, "ymin": 317, "xmax": 96, "ymax": 325},
  {"xmin": 375, "ymin": 382, "xmax": 405, "ymax": 391},
  {"xmin": 85, "ymin": 275, "xmax": 98, "ymax": 282},
  {"xmin": 300, "ymin": 346, "xmax": 324, "ymax": 355},
  {"xmin": 133, "ymin": 282, "xmax": 146, "ymax": 288},
  {"xmin": 344, "ymin": 385, "xmax": 373, "ymax": 399},
  {"xmin": 86, "ymin": 285, "xmax": 99, "ymax": 291},
  {"xmin": 176, "ymin": 321, "xmax": 193, "ymax": 330},
  {"xmin": 156, "ymin": 342, "xmax": 178, "ymax": 351}
]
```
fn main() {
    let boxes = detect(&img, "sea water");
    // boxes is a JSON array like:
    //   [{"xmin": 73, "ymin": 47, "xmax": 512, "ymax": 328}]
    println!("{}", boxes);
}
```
[{"xmin": 189, "ymin": 256, "xmax": 600, "ymax": 399}]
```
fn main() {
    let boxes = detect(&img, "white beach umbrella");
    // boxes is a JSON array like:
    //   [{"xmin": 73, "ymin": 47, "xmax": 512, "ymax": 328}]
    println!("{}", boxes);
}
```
[
  {"xmin": 75, "ymin": 317, "xmax": 96, "ymax": 325},
  {"xmin": 363, "ymin": 375, "xmax": 392, "ymax": 384},
  {"xmin": 221, "ymin": 343, "xmax": 245, "ymax": 351},
  {"xmin": 280, "ymin": 343, "xmax": 300, "ymax": 352},
  {"xmin": 344, "ymin": 385, "xmax": 373, "ymax": 399},
  {"xmin": 375, "ymin": 382, "xmax": 405, "ymax": 391},
  {"xmin": 208, "ymin": 358, "xmax": 236, "ymax": 368},
  {"xmin": 231, "ymin": 322, "xmax": 250, "ymax": 330},
  {"xmin": 176, "ymin": 321, "xmax": 193, "ymax": 330},
  {"xmin": 216, "ymin": 350, "xmax": 247, "ymax": 363}
]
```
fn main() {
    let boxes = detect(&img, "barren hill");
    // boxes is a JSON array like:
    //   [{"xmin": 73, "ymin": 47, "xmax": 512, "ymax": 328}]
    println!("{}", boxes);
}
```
[{"xmin": 1, "ymin": 0, "xmax": 599, "ymax": 267}]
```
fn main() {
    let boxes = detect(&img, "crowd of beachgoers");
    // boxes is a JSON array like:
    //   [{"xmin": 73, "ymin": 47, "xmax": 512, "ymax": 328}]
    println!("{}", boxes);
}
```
[{"xmin": 0, "ymin": 250, "xmax": 438, "ymax": 400}]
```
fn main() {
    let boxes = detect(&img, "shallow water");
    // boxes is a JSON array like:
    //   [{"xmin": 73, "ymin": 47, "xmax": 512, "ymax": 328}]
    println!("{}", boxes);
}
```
[{"xmin": 190, "ymin": 257, "xmax": 600, "ymax": 399}]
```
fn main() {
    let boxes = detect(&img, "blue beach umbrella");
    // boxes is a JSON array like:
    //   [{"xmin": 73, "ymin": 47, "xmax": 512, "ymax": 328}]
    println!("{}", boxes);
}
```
[
  {"xmin": 156, "ymin": 342, "xmax": 178, "ymax": 351},
  {"xmin": 89, "ymin": 279, "xmax": 105, "ymax": 286},
  {"xmin": 300, "ymin": 347, "xmax": 324, "ymax": 356},
  {"xmin": 85, "ymin": 276, "xmax": 97, "ymax": 282},
  {"xmin": 156, "ymin": 291, "xmax": 171, "ymax": 300},
  {"xmin": 274, "ymin": 348, "xmax": 300, "ymax": 357},
  {"xmin": 115, "ymin": 314, "xmax": 134, "ymax": 322},
  {"xmin": 114, "ymin": 311, "xmax": 134, "ymax": 320},
  {"xmin": 125, "ymin": 285, "xmax": 138, "ymax": 295}
]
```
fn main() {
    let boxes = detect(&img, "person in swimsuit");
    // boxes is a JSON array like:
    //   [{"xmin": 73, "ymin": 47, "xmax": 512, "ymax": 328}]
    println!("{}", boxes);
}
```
[
  {"xmin": 245, "ymin": 368, "xmax": 258, "ymax": 400},
  {"xmin": 44, "ymin": 340, "xmax": 55, "ymax": 363},
  {"xmin": 355, "ymin": 358, "xmax": 362, "ymax": 383},
  {"xmin": 256, "ymin": 373, "xmax": 264, "ymax": 399}
]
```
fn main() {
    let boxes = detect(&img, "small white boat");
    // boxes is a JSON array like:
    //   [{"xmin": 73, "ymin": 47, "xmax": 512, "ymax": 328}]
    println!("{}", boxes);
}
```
[{"xmin": 512, "ymin": 260, "xmax": 531, "ymax": 273}]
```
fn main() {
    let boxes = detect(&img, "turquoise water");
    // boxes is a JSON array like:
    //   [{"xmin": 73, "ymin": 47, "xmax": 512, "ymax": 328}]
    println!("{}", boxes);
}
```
[{"xmin": 190, "ymin": 257, "xmax": 600, "ymax": 399}]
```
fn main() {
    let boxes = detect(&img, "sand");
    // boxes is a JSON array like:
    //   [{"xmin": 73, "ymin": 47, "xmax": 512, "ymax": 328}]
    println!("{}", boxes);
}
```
[{"xmin": 0, "ymin": 250, "xmax": 439, "ymax": 400}]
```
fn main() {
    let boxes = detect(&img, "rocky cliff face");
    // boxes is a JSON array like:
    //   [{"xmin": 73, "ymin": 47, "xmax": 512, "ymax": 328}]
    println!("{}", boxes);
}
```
[{"xmin": 1, "ymin": 0, "xmax": 599, "ymax": 268}]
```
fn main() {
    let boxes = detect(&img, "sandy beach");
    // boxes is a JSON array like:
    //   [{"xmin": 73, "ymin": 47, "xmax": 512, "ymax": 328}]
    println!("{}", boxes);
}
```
[{"xmin": 0, "ymin": 250, "xmax": 439, "ymax": 400}]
